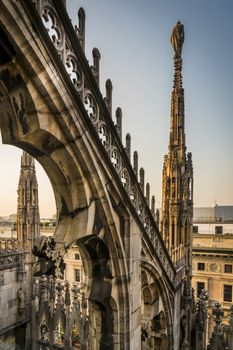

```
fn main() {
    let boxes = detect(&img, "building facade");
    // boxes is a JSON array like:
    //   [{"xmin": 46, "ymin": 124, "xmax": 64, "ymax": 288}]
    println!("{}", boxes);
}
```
[{"xmin": 192, "ymin": 205, "xmax": 233, "ymax": 342}]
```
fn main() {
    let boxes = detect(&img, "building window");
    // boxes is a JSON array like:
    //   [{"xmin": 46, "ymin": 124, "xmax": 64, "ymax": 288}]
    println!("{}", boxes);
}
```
[
  {"xmin": 193, "ymin": 226, "xmax": 198, "ymax": 233},
  {"xmin": 75, "ymin": 269, "xmax": 81, "ymax": 282},
  {"xmin": 215, "ymin": 226, "xmax": 223, "ymax": 234},
  {"xmin": 223, "ymin": 285, "xmax": 232, "ymax": 302},
  {"xmin": 224, "ymin": 264, "xmax": 233, "ymax": 273},
  {"xmin": 198, "ymin": 262, "xmax": 205, "ymax": 271},
  {"xmin": 75, "ymin": 253, "xmax": 80, "ymax": 260},
  {"xmin": 197, "ymin": 282, "xmax": 205, "ymax": 298}
]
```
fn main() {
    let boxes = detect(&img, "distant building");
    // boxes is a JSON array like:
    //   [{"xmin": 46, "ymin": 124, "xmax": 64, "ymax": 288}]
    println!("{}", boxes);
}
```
[
  {"xmin": 192, "ymin": 205, "xmax": 233, "ymax": 341},
  {"xmin": 0, "ymin": 221, "xmax": 16, "ymax": 238},
  {"xmin": 193, "ymin": 205, "xmax": 233, "ymax": 235},
  {"xmin": 63, "ymin": 245, "xmax": 85, "ymax": 288}
]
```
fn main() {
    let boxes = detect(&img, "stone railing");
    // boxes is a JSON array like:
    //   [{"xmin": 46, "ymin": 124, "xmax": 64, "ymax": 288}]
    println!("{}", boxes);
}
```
[
  {"xmin": 30, "ymin": 0, "xmax": 176, "ymax": 283},
  {"xmin": 0, "ymin": 238, "xmax": 24, "ymax": 269},
  {"xmin": 0, "ymin": 238, "xmax": 20, "ymax": 252}
]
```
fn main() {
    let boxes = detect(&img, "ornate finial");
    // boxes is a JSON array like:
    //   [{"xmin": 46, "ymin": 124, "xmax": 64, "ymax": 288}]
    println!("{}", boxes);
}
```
[
  {"xmin": 146, "ymin": 183, "xmax": 150, "ymax": 205},
  {"xmin": 212, "ymin": 303, "xmax": 224, "ymax": 335},
  {"xmin": 133, "ymin": 151, "xmax": 138, "ymax": 180},
  {"xmin": 139, "ymin": 167, "xmax": 145, "ymax": 195},
  {"xmin": 104, "ymin": 79, "xmax": 113, "ymax": 117},
  {"xmin": 195, "ymin": 290, "xmax": 208, "ymax": 348},
  {"xmin": 81, "ymin": 292, "xmax": 87, "ymax": 309},
  {"xmin": 49, "ymin": 275, "xmax": 55, "ymax": 302},
  {"xmin": 65, "ymin": 282, "xmax": 71, "ymax": 306},
  {"xmin": 91, "ymin": 48, "xmax": 101, "ymax": 86},
  {"xmin": 115, "ymin": 107, "xmax": 122, "ymax": 140},
  {"xmin": 72, "ymin": 284, "xmax": 80, "ymax": 306},
  {"xmin": 151, "ymin": 195, "xmax": 155, "ymax": 216},
  {"xmin": 40, "ymin": 275, "xmax": 48, "ymax": 302},
  {"xmin": 77, "ymin": 7, "xmax": 86, "ymax": 50},
  {"xmin": 187, "ymin": 152, "xmax": 192, "ymax": 161},
  {"xmin": 125, "ymin": 133, "xmax": 131, "ymax": 162},
  {"xmin": 155, "ymin": 209, "xmax": 160, "ymax": 226},
  {"xmin": 170, "ymin": 21, "xmax": 184, "ymax": 58},
  {"xmin": 207, "ymin": 303, "xmax": 226, "ymax": 349},
  {"xmin": 56, "ymin": 280, "xmax": 64, "ymax": 305}
]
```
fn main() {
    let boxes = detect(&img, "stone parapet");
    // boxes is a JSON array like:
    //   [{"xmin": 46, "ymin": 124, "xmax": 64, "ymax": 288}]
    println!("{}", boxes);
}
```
[{"xmin": 0, "ymin": 239, "xmax": 26, "ymax": 270}]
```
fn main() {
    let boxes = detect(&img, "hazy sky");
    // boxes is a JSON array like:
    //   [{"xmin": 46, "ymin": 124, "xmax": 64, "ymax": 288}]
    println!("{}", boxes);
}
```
[{"xmin": 0, "ymin": 0, "xmax": 233, "ymax": 217}]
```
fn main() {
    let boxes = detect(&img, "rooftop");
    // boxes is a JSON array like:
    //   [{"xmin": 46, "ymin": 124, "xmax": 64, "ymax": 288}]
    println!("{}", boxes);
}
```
[{"xmin": 193, "ymin": 205, "xmax": 233, "ymax": 223}]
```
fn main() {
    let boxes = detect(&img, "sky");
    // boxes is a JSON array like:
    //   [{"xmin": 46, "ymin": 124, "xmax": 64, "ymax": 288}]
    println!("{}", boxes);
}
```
[{"xmin": 0, "ymin": 0, "xmax": 233, "ymax": 217}]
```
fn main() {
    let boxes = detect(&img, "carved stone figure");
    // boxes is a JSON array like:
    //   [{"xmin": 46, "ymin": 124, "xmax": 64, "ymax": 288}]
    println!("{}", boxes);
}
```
[
  {"xmin": 180, "ymin": 314, "xmax": 188, "ymax": 345},
  {"xmin": 18, "ymin": 287, "xmax": 25, "ymax": 315},
  {"xmin": 40, "ymin": 324, "xmax": 49, "ymax": 341},
  {"xmin": 171, "ymin": 21, "xmax": 184, "ymax": 57}
]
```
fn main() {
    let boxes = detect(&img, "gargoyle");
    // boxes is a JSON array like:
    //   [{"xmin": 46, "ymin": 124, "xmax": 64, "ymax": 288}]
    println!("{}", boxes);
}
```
[{"xmin": 33, "ymin": 236, "xmax": 67, "ymax": 278}]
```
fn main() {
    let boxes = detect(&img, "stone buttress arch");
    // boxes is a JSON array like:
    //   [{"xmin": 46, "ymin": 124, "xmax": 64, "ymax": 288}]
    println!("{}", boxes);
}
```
[
  {"xmin": 141, "ymin": 260, "xmax": 174, "ymax": 349},
  {"xmin": 0, "ymin": 4, "xmax": 131, "ymax": 348}
]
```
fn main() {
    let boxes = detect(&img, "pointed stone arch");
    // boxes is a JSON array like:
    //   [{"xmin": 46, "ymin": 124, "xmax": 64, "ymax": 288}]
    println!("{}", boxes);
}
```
[{"xmin": 141, "ymin": 260, "xmax": 174, "ymax": 350}]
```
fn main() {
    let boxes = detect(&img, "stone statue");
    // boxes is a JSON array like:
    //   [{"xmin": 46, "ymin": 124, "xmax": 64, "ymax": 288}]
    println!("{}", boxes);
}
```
[
  {"xmin": 180, "ymin": 314, "xmax": 188, "ymax": 345},
  {"xmin": 171, "ymin": 21, "xmax": 184, "ymax": 57},
  {"xmin": 18, "ymin": 287, "xmax": 25, "ymax": 315}
]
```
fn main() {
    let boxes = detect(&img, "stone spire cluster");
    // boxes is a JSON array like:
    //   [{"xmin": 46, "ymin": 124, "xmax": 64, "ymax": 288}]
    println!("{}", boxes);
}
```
[
  {"xmin": 17, "ymin": 151, "xmax": 40, "ymax": 249},
  {"xmin": 161, "ymin": 21, "xmax": 193, "ymax": 267}
]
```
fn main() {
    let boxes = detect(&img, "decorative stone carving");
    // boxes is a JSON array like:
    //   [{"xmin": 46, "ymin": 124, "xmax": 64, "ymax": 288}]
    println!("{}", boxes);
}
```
[
  {"xmin": 65, "ymin": 52, "xmax": 82, "ymax": 91},
  {"xmin": 111, "ymin": 147, "xmax": 121, "ymax": 172},
  {"xmin": 210, "ymin": 263, "xmax": 218, "ymax": 272},
  {"xmin": 207, "ymin": 303, "xmax": 227, "ymax": 350},
  {"xmin": 98, "ymin": 122, "xmax": 110, "ymax": 150},
  {"xmin": 42, "ymin": 6, "xmax": 64, "ymax": 50},
  {"xmin": 84, "ymin": 92, "xmax": 98, "ymax": 124},
  {"xmin": 130, "ymin": 187, "xmax": 137, "ymax": 207},
  {"xmin": 35, "ymin": 277, "xmax": 88, "ymax": 348},
  {"xmin": 33, "ymin": 236, "xmax": 66, "ymax": 277},
  {"xmin": 121, "ymin": 169, "xmax": 129, "ymax": 190}
]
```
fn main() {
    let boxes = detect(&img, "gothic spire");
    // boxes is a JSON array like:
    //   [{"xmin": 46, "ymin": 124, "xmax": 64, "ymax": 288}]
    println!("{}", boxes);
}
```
[
  {"xmin": 169, "ymin": 21, "xmax": 186, "ymax": 160},
  {"xmin": 17, "ymin": 151, "xmax": 40, "ymax": 249},
  {"xmin": 161, "ymin": 21, "xmax": 193, "ymax": 266}
]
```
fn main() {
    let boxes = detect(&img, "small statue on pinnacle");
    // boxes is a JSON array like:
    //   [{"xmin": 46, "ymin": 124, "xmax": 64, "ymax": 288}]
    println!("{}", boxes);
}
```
[{"xmin": 171, "ymin": 21, "xmax": 184, "ymax": 58}]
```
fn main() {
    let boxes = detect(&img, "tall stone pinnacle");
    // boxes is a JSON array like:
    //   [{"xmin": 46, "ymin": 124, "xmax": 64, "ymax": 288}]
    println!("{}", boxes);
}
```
[
  {"xmin": 17, "ymin": 151, "xmax": 40, "ymax": 249},
  {"xmin": 169, "ymin": 21, "xmax": 186, "ymax": 161},
  {"xmin": 161, "ymin": 21, "xmax": 193, "ymax": 267}
]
